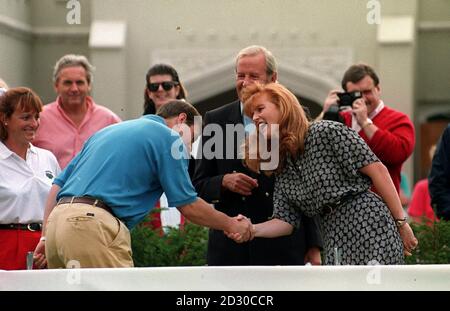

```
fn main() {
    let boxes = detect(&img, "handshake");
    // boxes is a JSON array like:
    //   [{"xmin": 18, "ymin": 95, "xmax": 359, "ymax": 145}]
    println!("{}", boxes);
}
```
[{"xmin": 225, "ymin": 214, "xmax": 256, "ymax": 243}]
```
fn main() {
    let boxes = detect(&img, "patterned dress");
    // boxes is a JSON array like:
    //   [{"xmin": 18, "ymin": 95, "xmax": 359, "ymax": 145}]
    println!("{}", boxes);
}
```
[{"xmin": 273, "ymin": 121, "xmax": 404, "ymax": 265}]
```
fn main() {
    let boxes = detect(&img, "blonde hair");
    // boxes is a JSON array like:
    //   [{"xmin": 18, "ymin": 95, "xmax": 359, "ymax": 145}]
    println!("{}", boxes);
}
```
[{"xmin": 242, "ymin": 82, "xmax": 310, "ymax": 173}]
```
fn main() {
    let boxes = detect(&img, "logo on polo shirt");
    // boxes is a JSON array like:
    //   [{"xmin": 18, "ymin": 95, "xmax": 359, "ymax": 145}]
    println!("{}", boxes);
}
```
[{"xmin": 45, "ymin": 171, "xmax": 54, "ymax": 179}]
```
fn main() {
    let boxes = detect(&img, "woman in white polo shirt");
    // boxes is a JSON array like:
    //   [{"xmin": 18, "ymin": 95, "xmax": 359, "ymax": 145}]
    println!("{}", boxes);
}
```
[{"xmin": 0, "ymin": 87, "xmax": 60, "ymax": 270}]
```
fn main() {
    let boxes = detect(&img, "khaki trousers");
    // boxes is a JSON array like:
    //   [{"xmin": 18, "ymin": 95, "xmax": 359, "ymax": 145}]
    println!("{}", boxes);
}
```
[{"xmin": 46, "ymin": 202, "xmax": 133, "ymax": 268}]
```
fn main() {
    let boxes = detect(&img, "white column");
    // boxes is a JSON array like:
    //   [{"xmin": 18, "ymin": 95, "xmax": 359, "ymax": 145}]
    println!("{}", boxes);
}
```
[
  {"xmin": 377, "ymin": 16, "xmax": 416, "ymax": 180},
  {"xmin": 89, "ymin": 20, "xmax": 127, "ymax": 119}
]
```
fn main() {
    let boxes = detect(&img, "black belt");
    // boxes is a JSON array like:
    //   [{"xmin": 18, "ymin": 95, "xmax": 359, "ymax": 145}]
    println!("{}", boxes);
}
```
[
  {"xmin": 58, "ymin": 196, "xmax": 113, "ymax": 215},
  {"xmin": 0, "ymin": 223, "xmax": 42, "ymax": 231},
  {"xmin": 321, "ymin": 192, "xmax": 361, "ymax": 216}
]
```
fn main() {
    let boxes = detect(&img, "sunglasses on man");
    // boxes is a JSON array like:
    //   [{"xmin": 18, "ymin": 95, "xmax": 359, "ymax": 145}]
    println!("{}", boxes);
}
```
[{"xmin": 147, "ymin": 81, "xmax": 179, "ymax": 92}]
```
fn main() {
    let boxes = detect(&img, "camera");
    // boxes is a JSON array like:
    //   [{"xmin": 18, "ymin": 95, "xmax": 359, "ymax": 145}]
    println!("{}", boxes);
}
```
[{"xmin": 337, "ymin": 91, "xmax": 362, "ymax": 107}]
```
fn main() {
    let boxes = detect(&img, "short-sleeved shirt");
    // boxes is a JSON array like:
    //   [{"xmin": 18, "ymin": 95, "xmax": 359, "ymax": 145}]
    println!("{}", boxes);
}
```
[
  {"xmin": 273, "ymin": 120, "xmax": 379, "ymax": 226},
  {"xmin": 54, "ymin": 115, "xmax": 197, "ymax": 229},
  {"xmin": 273, "ymin": 121, "xmax": 404, "ymax": 265},
  {"xmin": 33, "ymin": 96, "xmax": 121, "ymax": 169},
  {"xmin": 0, "ymin": 142, "xmax": 60, "ymax": 223}
]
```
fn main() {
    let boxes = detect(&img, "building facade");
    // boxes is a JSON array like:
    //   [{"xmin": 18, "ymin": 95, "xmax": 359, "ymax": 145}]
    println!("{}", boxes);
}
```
[{"xmin": 1, "ymin": 0, "xmax": 449, "ymax": 181}]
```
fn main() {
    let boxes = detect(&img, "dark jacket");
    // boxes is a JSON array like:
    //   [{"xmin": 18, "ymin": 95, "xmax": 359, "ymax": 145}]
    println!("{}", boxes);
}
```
[
  {"xmin": 429, "ymin": 124, "xmax": 450, "ymax": 220},
  {"xmin": 193, "ymin": 100, "xmax": 322, "ymax": 265}
]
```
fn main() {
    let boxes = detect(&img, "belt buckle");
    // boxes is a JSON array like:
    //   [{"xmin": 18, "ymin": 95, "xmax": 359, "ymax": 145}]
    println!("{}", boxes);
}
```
[
  {"xmin": 322, "ymin": 204, "xmax": 334, "ymax": 215},
  {"xmin": 27, "ymin": 223, "xmax": 40, "ymax": 232}
]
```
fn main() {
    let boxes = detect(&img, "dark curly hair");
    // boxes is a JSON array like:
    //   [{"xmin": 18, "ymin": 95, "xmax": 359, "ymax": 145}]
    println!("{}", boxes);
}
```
[{"xmin": 143, "ymin": 63, "xmax": 187, "ymax": 115}]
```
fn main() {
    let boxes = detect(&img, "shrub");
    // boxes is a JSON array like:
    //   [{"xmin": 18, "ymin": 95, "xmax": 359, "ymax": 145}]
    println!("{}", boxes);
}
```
[
  {"xmin": 132, "ymin": 212, "xmax": 450, "ymax": 266},
  {"xmin": 405, "ymin": 220, "xmax": 450, "ymax": 264},
  {"xmin": 131, "ymin": 212, "xmax": 208, "ymax": 267}
]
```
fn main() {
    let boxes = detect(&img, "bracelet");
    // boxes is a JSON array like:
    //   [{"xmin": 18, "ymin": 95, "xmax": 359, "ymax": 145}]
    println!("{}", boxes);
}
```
[
  {"xmin": 39, "ymin": 236, "xmax": 46, "ymax": 242},
  {"xmin": 394, "ymin": 217, "xmax": 407, "ymax": 228}
]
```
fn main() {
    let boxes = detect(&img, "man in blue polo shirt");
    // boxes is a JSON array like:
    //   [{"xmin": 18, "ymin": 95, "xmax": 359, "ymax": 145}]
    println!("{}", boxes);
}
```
[{"xmin": 33, "ymin": 100, "xmax": 253, "ymax": 268}]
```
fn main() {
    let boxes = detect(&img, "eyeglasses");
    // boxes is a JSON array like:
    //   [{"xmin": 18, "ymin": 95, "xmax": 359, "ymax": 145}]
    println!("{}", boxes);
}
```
[{"xmin": 147, "ymin": 81, "xmax": 179, "ymax": 92}]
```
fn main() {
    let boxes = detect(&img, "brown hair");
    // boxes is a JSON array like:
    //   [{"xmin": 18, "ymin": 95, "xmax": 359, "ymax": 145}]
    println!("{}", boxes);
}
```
[
  {"xmin": 0, "ymin": 87, "xmax": 43, "ymax": 141},
  {"xmin": 156, "ymin": 99, "xmax": 200, "ymax": 127},
  {"xmin": 242, "ymin": 82, "xmax": 310, "ymax": 173},
  {"xmin": 341, "ymin": 63, "xmax": 380, "ymax": 91}
]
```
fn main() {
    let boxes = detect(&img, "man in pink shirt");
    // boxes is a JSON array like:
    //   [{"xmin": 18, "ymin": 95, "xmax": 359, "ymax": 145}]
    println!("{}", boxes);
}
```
[{"xmin": 34, "ymin": 54, "xmax": 121, "ymax": 168}]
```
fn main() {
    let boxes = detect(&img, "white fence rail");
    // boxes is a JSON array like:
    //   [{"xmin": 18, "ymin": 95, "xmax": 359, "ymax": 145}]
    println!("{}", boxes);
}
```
[{"xmin": 1, "ymin": 265, "xmax": 449, "ymax": 291}]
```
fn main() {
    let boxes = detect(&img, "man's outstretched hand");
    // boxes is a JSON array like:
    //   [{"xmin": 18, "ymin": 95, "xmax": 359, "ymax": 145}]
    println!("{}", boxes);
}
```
[{"xmin": 225, "ymin": 214, "xmax": 255, "ymax": 243}]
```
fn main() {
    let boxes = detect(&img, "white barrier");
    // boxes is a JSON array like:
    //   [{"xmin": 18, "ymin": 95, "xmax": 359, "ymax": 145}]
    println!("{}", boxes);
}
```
[{"xmin": 1, "ymin": 265, "xmax": 449, "ymax": 291}]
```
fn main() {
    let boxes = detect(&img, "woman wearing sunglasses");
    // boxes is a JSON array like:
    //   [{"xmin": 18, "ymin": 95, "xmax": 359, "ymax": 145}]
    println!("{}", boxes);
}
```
[{"xmin": 143, "ymin": 63, "xmax": 188, "ymax": 115}]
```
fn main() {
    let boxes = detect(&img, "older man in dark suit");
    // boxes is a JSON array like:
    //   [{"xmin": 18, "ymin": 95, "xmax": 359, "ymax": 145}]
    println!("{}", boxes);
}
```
[{"xmin": 193, "ymin": 45, "xmax": 322, "ymax": 265}]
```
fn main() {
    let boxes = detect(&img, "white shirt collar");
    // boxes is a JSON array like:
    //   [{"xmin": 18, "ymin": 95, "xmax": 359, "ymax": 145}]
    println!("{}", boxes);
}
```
[
  {"xmin": 0, "ymin": 141, "xmax": 13, "ymax": 160},
  {"xmin": 240, "ymin": 101, "xmax": 256, "ymax": 133},
  {"xmin": 369, "ymin": 100, "xmax": 385, "ymax": 119},
  {"xmin": 0, "ymin": 141, "xmax": 36, "ymax": 160},
  {"xmin": 28, "ymin": 143, "xmax": 38, "ymax": 155}
]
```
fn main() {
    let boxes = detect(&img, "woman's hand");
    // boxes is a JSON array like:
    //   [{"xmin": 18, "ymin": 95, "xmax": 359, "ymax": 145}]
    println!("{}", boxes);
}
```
[{"xmin": 398, "ymin": 223, "xmax": 418, "ymax": 256}]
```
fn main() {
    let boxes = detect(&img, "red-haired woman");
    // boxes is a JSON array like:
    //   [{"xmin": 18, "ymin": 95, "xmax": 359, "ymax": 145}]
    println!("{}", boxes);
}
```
[{"xmin": 233, "ymin": 82, "xmax": 418, "ymax": 265}]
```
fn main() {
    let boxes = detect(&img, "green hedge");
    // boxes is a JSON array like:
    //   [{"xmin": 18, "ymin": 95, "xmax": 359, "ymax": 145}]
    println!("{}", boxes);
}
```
[
  {"xmin": 131, "ymin": 212, "xmax": 208, "ymax": 267},
  {"xmin": 131, "ymin": 211, "xmax": 450, "ymax": 266},
  {"xmin": 405, "ymin": 220, "xmax": 450, "ymax": 264}
]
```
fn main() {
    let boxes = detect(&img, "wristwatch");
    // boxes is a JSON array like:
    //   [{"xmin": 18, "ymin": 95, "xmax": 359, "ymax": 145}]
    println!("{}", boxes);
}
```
[
  {"xmin": 395, "ymin": 217, "xmax": 407, "ymax": 228},
  {"xmin": 361, "ymin": 119, "xmax": 373, "ymax": 129}
]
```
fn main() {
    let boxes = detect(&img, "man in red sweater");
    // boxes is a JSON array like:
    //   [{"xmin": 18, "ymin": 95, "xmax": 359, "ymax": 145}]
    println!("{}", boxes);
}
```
[{"xmin": 320, "ymin": 63, "xmax": 415, "ymax": 194}]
